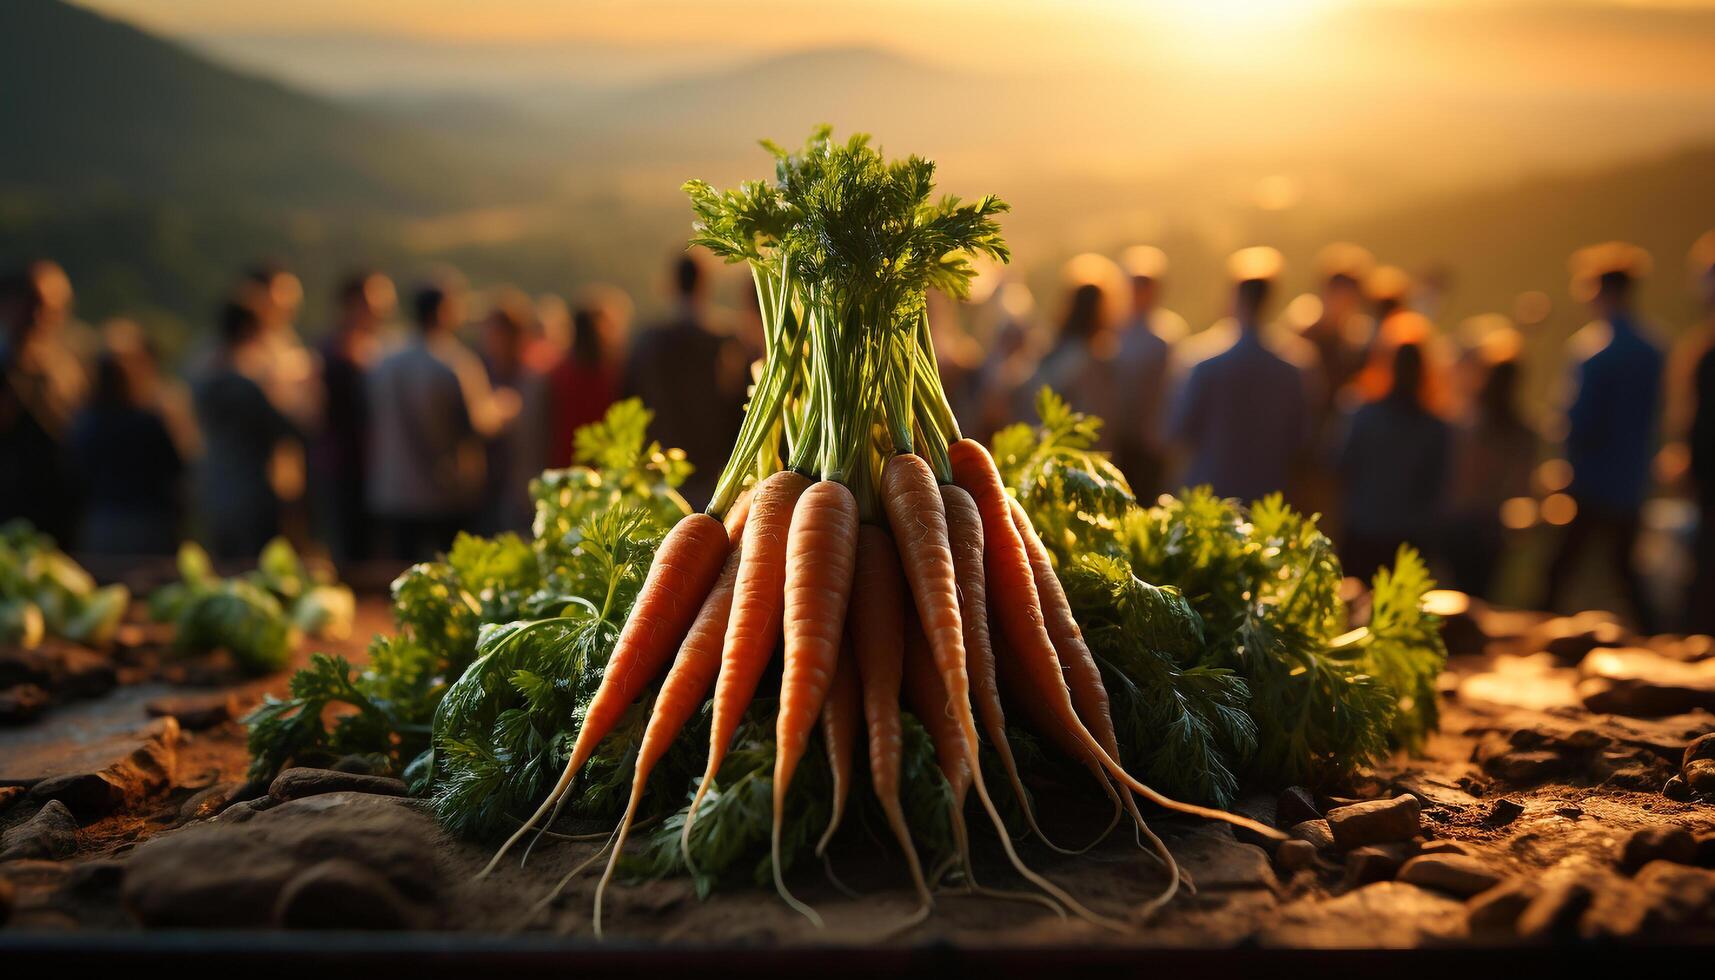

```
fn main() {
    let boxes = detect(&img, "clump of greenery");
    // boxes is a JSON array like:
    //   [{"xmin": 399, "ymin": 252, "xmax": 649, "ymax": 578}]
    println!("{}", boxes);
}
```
[
  {"xmin": 0, "ymin": 520, "xmax": 130, "ymax": 649},
  {"xmin": 149, "ymin": 537, "xmax": 353, "ymax": 674},
  {"xmin": 997, "ymin": 388, "xmax": 1447, "ymax": 799}
]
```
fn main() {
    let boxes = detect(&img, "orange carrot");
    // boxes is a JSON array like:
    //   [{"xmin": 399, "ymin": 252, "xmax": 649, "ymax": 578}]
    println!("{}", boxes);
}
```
[
  {"xmin": 680, "ymin": 469, "xmax": 812, "ymax": 868},
  {"xmin": 723, "ymin": 485, "xmax": 755, "ymax": 542},
  {"xmin": 882, "ymin": 453, "xmax": 1121, "ymax": 928},
  {"xmin": 592, "ymin": 546, "xmax": 741, "ymax": 937},
  {"xmin": 947, "ymin": 437, "xmax": 1283, "ymax": 842},
  {"xmin": 815, "ymin": 636, "xmax": 861, "ymax": 858},
  {"xmin": 484, "ymin": 510, "xmax": 730, "ymax": 875},
  {"xmin": 848, "ymin": 524, "xmax": 932, "ymax": 914},
  {"xmin": 771, "ymin": 479, "xmax": 859, "ymax": 925}
]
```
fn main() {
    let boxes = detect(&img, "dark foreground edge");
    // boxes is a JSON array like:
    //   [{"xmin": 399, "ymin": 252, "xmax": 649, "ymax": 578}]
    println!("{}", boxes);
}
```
[{"xmin": 0, "ymin": 932, "xmax": 1692, "ymax": 979}]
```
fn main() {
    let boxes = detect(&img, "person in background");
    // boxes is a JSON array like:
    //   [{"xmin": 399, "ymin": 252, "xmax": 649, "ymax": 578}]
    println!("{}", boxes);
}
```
[
  {"xmin": 525, "ymin": 293, "xmax": 573, "ymax": 374},
  {"xmin": 368, "ymin": 276, "xmax": 520, "ymax": 562},
  {"xmin": 193, "ymin": 301, "xmax": 297, "ymax": 559},
  {"xmin": 1301, "ymin": 243, "xmax": 1376, "ymax": 424},
  {"xmin": 69, "ymin": 335, "xmax": 183, "ymax": 555},
  {"xmin": 974, "ymin": 279, "xmax": 1043, "ymax": 439},
  {"xmin": 311, "ymin": 270, "xmax": 395, "ymax": 565},
  {"xmin": 546, "ymin": 291, "xmax": 629, "ymax": 468},
  {"xmin": 0, "ymin": 261, "xmax": 87, "ymax": 541},
  {"xmin": 1367, "ymin": 264, "xmax": 1413, "ymax": 328},
  {"xmin": 1113, "ymin": 245, "xmax": 1189, "ymax": 497},
  {"xmin": 478, "ymin": 289, "xmax": 548, "ymax": 534},
  {"xmin": 1168, "ymin": 247, "xmax": 1310, "ymax": 503},
  {"xmin": 236, "ymin": 261, "xmax": 320, "ymax": 428},
  {"xmin": 1680, "ymin": 232, "xmax": 1715, "ymax": 633},
  {"xmin": 1015, "ymin": 256, "xmax": 1126, "ymax": 448},
  {"xmin": 1337, "ymin": 340, "xmax": 1452, "ymax": 581},
  {"xmin": 1544, "ymin": 242, "xmax": 1664, "ymax": 632},
  {"xmin": 621, "ymin": 252, "xmax": 747, "ymax": 509},
  {"xmin": 1443, "ymin": 330, "xmax": 1538, "ymax": 600}
]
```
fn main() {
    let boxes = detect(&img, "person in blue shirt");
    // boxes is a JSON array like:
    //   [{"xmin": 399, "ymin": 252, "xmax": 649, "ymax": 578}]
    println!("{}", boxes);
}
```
[
  {"xmin": 1168, "ymin": 247, "xmax": 1311, "ymax": 504},
  {"xmin": 1544, "ymin": 242, "xmax": 1664, "ymax": 632}
]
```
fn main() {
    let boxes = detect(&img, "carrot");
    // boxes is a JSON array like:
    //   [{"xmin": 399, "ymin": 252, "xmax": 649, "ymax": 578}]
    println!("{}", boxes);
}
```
[
  {"xmin": 770, "ymin": 479, "xmax": 859, "ymax": 925},
  {"xmin": 815, "ymin": 635, "xmax": 861, "ymax": 860},
  {"xmin": 881, "ymin": 453, "xmax": 1122, "ymax": 929},
  {"xmin": 680, "ymin": 469, "xmax": 812, "ymax": 869},
  {"xmin": 941, "ymin": 484, "xmax": 1071, "ymax": 854},
  {"xmin": 591, "ymin": 546, "xmax": 742, "ymax": 937},
  {"xmin": 723, "ymin": 485, "xmax": 755, "ymax": 542},
  {"xmin": 946, "ymin": 437, "xmax": 1284, "ymax": 842},
  {"xmin": 848, "ymin": 524, "xmax": 932, "ymax": 917},
  {"xmin": 483, "ymin": 510, "xmax": 731, "ymax": 876}
]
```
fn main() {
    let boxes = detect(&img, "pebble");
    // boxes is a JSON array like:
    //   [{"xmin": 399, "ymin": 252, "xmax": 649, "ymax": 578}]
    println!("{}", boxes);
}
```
[
  {"xmin": 1663, "ymin": 775, "xmax": 1693, "ymax": 800},
  {"xmin": 1276, "ymin": 786, "xmax": 1321, "ymax": 828},
  {"xmin": 1531, "ymin": 613, "xmax": 1629, "ymax": 663},
  {"xmin": 268, "ymin": 767, "xmax": 408, "ymax": 802},
  {"xmin": 145, "ymin": 692, "xmax": 236, "ymax": 731},
  {"xmin": 1619, "ymin": 826, "xmax": 1698, "ymax": 873},
  {"xmin": 274, "ymin": 859, "xmax": 410, "ymax": 930},
  {"xmin": 0, "ymin": 785, "xmax": 24, "ymax": 810},
  {"xmin": 1515, "ymin": 878, "xmax": 1594, "ymax": 940},
  {"xmin": 178, "ymin": 781, "xmax": 246, "ymax": 822},
  {"xmin": 1578, "ymin": 647, "xmax": 1715, "ymax": 717},
  {"xmin": 0, "ymin": 684, "xmax": 51, "ymax": 724},
  {"xmin": 1465, "ymin": 878, "xmax": 1538, "ymax": 933},
  {"xmin": 1289, "ymin": 819, "xmax": 1336, "ymax": 851},
  {"xmin": 1275, "ymin": 838, "xmax": 1317, "ymax": 871},
  {"xmin": 1396, "ymin": 854, "xmax": 1504, "ymax": 897},
  {"xmin": 0, "ymin": 800, "xmax": 78, "ymax": 861},
  {"xmin": 1484, "ymin": 798, "xmax": 1525, "ymax": 827},
  {"xmin": 1419, "ymin": 839, "xmax": 1473, "ymax": 856},
  {"xmin": 14, "ymin": 716, "xmax": 179, "ymax": 819},
  {"xmin": 1686, "ymin": 733, "xmax": 1715, "ymax": 769},
  {"xmin": 1342, "ymin": 845, "xmax": 1406, "ymax": 888},
  {"xmin": 1685, "ymin": 758, "xmax": 1715, "ymax": 795},
  {"xmin": 1325, "ymin": 794, "xmax": 1421, "ymax": 850}
]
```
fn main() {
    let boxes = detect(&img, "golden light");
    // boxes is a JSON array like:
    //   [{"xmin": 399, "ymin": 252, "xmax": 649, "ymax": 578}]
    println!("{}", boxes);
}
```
[
  {"xmin": 1541, "ymin": 493, "xmax": 1579, "ymax": 526},
  {"xmin": 1253, "ymin": 174, "xmax": 1303, "ymax": 212},
  {"xmin": 1534, "ymin": 458, "xmax": 1573, "ymax": 495},
  {"xmin": 1499, "ymin": 496, "xmax": 1539, "ymax": 530}
]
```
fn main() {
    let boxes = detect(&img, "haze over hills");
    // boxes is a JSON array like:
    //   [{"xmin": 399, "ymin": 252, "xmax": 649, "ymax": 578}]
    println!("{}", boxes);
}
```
[{"xmin": 4, "ymin": 0, "xmax": 1715, "ymax": 365}]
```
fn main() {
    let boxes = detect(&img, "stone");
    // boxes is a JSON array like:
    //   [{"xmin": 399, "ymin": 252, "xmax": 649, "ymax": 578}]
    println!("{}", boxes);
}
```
[
  {"xmin": 1686, "ymin": 732, "xmax": 1715, "ymax": 769},
  {"xmin": 1289, "ymin": 819, "xmax": 1336, "ymax": 850},
  {"xmin": 178, "ymin": 781, "xmax": 246, "ymax": 822},
  {"xmin": 0, "ymin": 644, "xmax": 117, "ymax": 700},
  {"xmin": 1275, "ymin": 838, "xmax": 1317, "ymax": 871},
  {"xmin": 1342, "ymin": 845, "xmax": 1405, "ymax": 887},
  {"xmin": 1397, "ymin": 854, "xmax": 1504, "ymax": 897},
  {"xmin": 145, "ymin": 692, "xmax": 236, "ymax": 731},
  {"xmin": 0, "ymin": 872, "xmax": 12, "ymax": 925},
  {"xmin": 1485, "ymin": 798, "xmax": 1525, "ymax": 827},
  {"xmin": 1697, "ymin": 835, "xmax": 1715, "ymax": 869},
  {"xmin": 1661, "ymin": 776, "xmax": 1691, "ymax": 800},
  {"xmin": 1530, "ymin": 612, "xmax": 1629, "ymax": 664},
  {"xmin": 1515, "ymin": 878, "xmax": 1595, "ymax": 940},
  {"xmin": 1420, "ymin": 839, "xmax": 1473, "ymax": 856},
  {"xmin": 274, "ymin": 859, "xmax": 410, "ymax": 930},
  {"xmin": 1466, "ymin": 879, "xmax": 1538, "ymax": 934},
  {"xmin": 3, "ymin": 716, "xmax": 178, "ymax": 820},
  {"xmin": 1619, "ymin": 826, "xmax": 1698, "ymax": 872},
  {"xmin": 268, "ymin": 768, "xmax": 407, "ymax": 802},
  {"xmin": 1325, "ymin": 794, "xmax": 1421, "ymax": 850},
  {"xmin": 1172, "ymin": 830, "xmax": 1277, "ymax": 891},
  {"xmin": 123, "ymin": 792, "xmax": 436, "ymax": 929},
  {"xmin": 1260, "ymin": 881, "xmax": 1467, "ymax": 948},
  {"xmin": 1686, "ymin": 759, "xmax": 1715, "ymax": 795},
  {"xmin": 1481, "ymin": 749, "xmax": 1572, "ymax": 784},
  {"xmin": 0, "ymin": 785, "xmax": 24, "ymax": 811},
  {"xmin": 1578, "ymin": 648, "xmax": 1715, "ymax": 717},
  {"xmin": 0, "ymin": 684, "xmax": 50, "ymax": 725},
  {"xmin": 1632, "ymin": 860, "xmax": 1715, "ymax": 927},
  {"xmin": 0, "ymin": 800, "xmax": 78, "ymax": 860},
  {"xmin": 1277, "ymin": 786, "xmax": 1321, "ymax": 828}
]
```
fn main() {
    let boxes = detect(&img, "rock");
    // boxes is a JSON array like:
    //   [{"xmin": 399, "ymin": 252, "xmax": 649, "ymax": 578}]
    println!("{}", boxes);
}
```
[
  {"xmin": 1686, "ymin": 759, "xmax": 1715, "ymax": 795},
  {"xmin": 1289, "ymin": 819, "xmax": 1336, "ymax": 850},
  {"xmin": 65, "ymin": 858, "xmax": 125, "ymax": 896},
  {"xmin": 1397, "ymin": 854, "xmax": 1504, "ymax": 897},
  {"xmin": 1516, "ymin": 878, "xmax": 1595, "ymax": 940},
  {"xmin": 4, "ymin": 716, "xmax": 178, "ymax": 820},
  {"xmin": 1686, "ymin": 732, "xmax": 1715, "ymax": 768},
  {"xmin": 0, "ymin": 785, "xmax": 24, "ymax": 810},
  {"xmin": 1530, "ymin": 612, "xmax": 1629, "ymax": 664},
  {"xmin": 1420, "ymin": 839, "xmax": 1473, "ymax": 856},
  {"xmin": 1342, "ymin": 845, "xmax": 1405, "ymax": 887},
  {"xmin": 274, "ymin": 859, "xmax": 410, "ymax": 930},
  {"xmin": 0, "ymin": 872, "xmax": 12, "ymax": 925},
  {"xmin": 330, "ymin": 754, "xmax": 386, "ymax": 776},
  {"xmin": 178, "ymin": 781, "xmax": 246, "ymax": 822},
  {"xmin": 1619, "ymin": 826, "xmax": 1698, "ymax": 872},
  {"xmin": 145, "ymin": 692, "xmax": 236, "ymax": 731},
  {"xmin": 1173, "ymin": 830, "xmax": 1277, "ymax": 891},
  {"xmin": 215, "ymin": 796, "xmax": 279, "ymax": 823},
  {"xmin": 1275, "ymin": 838, "xmax": 1317, "ymax": 871},
  {"xmin": 1578, "ymin": 648, "xmax": 1715, "ymax": 717},
  {"xmin": 1325, "ymin": 795, "xmax": 1421, "ymax": 850},
  {"xmin": 1698, "ymin": 835, "xmax": 1715, "ymax": 869},
  {"xmin": 0, "ymin": 800, "xmax": 78, "ymax": 860},
  {"xmin": 1466, "ymin": 879, "xmax": 1539, "ymax": 934},
  {"xmin": 1662, "ymin": 775, "xmax": 1692, "ymax": 800},
  {"xmin": 1484, "ymin": 798, "xmax": 1525, "ymax": 827},
  {"xmin": 0, "ymin": 684, "xmax": 50, "ymax": 725},
  {"xmin": 123, "ymin": 792, "xmax": 436, "ymax": 929},
  {"xmin": 0, "ymin": 643, "xmax": 117, "ymax": 700},
  {"xmin": 1277, "ymin": 786, "xmax": 1321, "ymax": 828},
  {"xmin": 1261, "ymin": 881, "xmax": 1467, "ymax": 948},
  {"xmin": 1482, "ymin": 749, "xmax": 1573, "ymax": 784},
  {"xmin": 1632, "ymin": 860, "xmax": 1715, "ymax": 927},
  {"xmin": 268, "ymin": 768, "xmax": 407, "ymax": 802}
]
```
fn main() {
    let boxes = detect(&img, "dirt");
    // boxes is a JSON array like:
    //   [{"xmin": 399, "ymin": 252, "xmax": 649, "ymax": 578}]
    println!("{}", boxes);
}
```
[{"xmin": 2, "ymin": 596, "xmax": 1713, "ymax": 947}]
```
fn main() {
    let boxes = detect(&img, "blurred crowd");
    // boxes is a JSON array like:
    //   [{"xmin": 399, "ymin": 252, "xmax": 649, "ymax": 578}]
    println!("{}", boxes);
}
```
[{"xmin": 4, "ymin": 231, "xmax": 1715, "ymax": 633}]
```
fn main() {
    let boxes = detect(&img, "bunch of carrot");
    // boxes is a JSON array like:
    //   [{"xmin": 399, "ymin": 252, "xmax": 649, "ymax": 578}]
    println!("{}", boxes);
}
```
[{"xmin": 483, "ymin": 130, "xmax": 1283, "ymax": 934}]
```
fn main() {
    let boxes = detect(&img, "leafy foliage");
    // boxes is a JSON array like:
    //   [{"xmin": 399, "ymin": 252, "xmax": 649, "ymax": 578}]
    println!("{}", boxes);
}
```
[{"xmin": 0, "ymin": 519, "xmax": 130, "ymax": 648}]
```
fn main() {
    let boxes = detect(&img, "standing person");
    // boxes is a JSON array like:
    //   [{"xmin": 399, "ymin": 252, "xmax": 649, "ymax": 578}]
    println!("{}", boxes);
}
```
[
  {"xmin": 0, "ymin": 262, "xmax": 86, "ymax": 540},
  {"xmin": 1301, "ymin": 243, "xmax": 1376, "ymax": 425},
  {"xmin": 367, "ymin": 276, "xmax": 519, "ymax": 563},
  {"xmin": 311, "ymin": 270, "xmax": 395, "ymax": 565},
  {"xmin": 1544, "ymin": 243, "xmax": 1664, "ymax": 632},
  {"xmin": 620, "ymin": 253, "xmax": 747, "ymax": 509},
  {"xmin": 69, "ymin": 338, "xmax": 183, "ymax": 555},
  {"xmin": 1337, "ymin": 341, "xmax": 1452, "ymax": 581},
  {"xmin": 193, "ymin": 302, "xmax": 298, "ymax": 560},
  {"xmin": 1444, "ymin": 334, "xmax": 1538, "ymax": 600},
  {"xmin": 546, "ymin": 292, "xmax": 628, "ymax": 468},
  {"xmin": 1167, "ymin": 247, "xmax": 1310, "ymax": 504},
  {"xmin": 1680, "ymin": 232, "xmax": 1715, "ymax": 633},
  {"xmin": 478, "ymin": 289, "xmax": 548, "ymax": 535},
  {"xmin": 1113, "ymin": 245, "xmax": 1189, "ymax": 497},
  {"xmin": 1014, "ymin": 258, "xmax": 1125, "ymax": 446}
]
